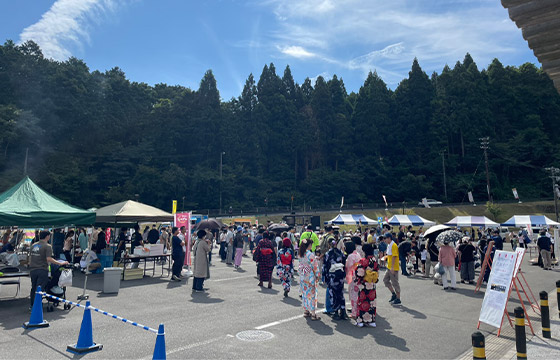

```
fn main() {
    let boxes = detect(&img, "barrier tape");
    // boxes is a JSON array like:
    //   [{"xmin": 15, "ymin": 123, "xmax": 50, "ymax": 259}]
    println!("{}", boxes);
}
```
[
  {"xmin": 39, "ymin": 292, "xmax": 88, "ymax": 309},
  {"xmin": 38, "ymin": 292, "xmax": 158, "ymax": 334}
]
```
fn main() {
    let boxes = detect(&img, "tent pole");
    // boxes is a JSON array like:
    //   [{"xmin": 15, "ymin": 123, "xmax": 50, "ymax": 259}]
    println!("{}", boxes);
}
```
[{"xmin": 71, "ymin": 227, "xmax": 76, "ymax": 264}]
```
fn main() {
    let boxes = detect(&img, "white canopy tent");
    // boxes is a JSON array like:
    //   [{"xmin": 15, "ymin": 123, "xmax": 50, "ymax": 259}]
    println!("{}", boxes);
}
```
[
  {"xmin": 387, "ymin": 215, "xmax": 436, "ymax": 227},
  {"xmin": 445, "ymin": 216, "xmax": 499, "ymax": 228},
  {"xmin": 325, "ymin": 214, "xmax": 379, "ymax": 225},
  {"xmin": 501, "ymin": 215, "xmax": 560, "ymax": 227}
]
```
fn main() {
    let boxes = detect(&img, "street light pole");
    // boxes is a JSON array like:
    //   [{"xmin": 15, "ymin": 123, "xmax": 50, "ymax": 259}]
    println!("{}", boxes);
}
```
[
  {"xmin": 220, "ymin": 152, "xmax": 225, "ymax": 215},
  {"xmin": 480, "ymin": 137, "xmax": 491, "ymax": 202},
  {"xmin": 545, "ymin": 167, "xmax": 560, "ymax": 222},
  {"xmin": 440, "ymin": 150, "xmax": 447, "ymax": 201}
]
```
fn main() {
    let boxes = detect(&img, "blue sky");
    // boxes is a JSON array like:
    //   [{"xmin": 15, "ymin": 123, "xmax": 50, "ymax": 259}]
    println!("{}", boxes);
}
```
[{"xmin": 1, "ymin": 0, "xmax": 538, "ymax": 100}]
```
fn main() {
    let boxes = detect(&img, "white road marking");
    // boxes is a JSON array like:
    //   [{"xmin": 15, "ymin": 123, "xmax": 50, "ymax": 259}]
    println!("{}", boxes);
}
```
[
  {"xmin": 152, "ymin": 308, "xmax": 326, "ymax": 357},
  {"xmin": 210, "ymin": 275, "xmax": 255, "ymax": 282},
  {"xmin": 254, "ymin": 308, "xmax": 326, "ymax": 330},
  {"xmin": 165, "ymin": 336, "xmax": 225, "ymax": 355}
]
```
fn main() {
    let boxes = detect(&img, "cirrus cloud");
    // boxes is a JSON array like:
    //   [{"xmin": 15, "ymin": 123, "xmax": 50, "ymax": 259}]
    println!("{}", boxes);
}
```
[{"xmin": 18, "ymin": 0, "xmax": 121, "ymax": 60}]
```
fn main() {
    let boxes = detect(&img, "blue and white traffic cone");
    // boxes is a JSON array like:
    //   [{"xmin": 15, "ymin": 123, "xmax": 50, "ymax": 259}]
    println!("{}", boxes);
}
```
[
  {"xmin": 152, "ymin": 323, "xmax": 166, "ymax": 360},
  {"xmin": 67, "ymin": 301, "xmax": 103, "ymax": 354},
  {"xmin": 23, "ymin": 286, "xmax": 49, "ymax": 329}
]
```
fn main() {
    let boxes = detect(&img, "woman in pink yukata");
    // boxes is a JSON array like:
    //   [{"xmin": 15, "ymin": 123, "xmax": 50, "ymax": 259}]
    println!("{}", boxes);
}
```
[{"xmin": 344, "ymin": 241, "xmax": 361, "ymax": 319}]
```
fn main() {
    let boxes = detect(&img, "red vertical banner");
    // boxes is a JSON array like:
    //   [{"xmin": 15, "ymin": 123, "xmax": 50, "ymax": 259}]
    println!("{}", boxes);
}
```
[{"xmin": 175, "ymin": 212, "xmax": 192, "ymax": 266}]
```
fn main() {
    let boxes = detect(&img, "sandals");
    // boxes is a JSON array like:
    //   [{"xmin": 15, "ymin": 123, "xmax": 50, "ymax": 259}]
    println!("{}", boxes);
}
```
[
  {"xmin": 303, "ymin": 311, "xmax": 311, "ymax": 318},
  {"xmin": 310, "ymin": 314, "xmax": 321, "ymax": 321}
]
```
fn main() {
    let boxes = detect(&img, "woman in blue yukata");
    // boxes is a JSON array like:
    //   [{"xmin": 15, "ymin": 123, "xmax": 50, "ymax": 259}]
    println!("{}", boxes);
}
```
[
  {"xmin": 323, "ymin": 238, "xmax": 348, "ymax": 320},
  {"xmin": 276, "ymin": 238, "xmax": 294, "ymax": 297}
]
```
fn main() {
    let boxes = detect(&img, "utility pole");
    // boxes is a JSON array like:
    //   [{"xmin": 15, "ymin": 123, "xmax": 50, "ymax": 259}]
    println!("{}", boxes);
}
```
[
  {"xmin": 219, "ymin": 151, "xmax": 225, "ymax": 215},
  {"xmin": 23, "ymin": 147, "xmax": 29, "ymax": 176},
  {"xmin": 440, "ymin": 149, "xmax": 447, "ymax": 201},
  {"xmin": 545, "ymin": 167, "xmax": 560, "ymax": 222},
  {"xmin": 480, "ymin": 137, "xmax": 491, "ymax": 202}
]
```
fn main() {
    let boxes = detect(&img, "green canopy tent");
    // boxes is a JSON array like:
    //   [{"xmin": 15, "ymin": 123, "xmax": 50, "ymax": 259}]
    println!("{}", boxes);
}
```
[{"xmin": 0, "ymin": 176, "xmax": 95, "ymax": 227}]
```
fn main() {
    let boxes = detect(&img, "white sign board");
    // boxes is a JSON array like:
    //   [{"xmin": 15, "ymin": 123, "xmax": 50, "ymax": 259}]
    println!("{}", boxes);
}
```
[
  {"xmin": 479, "ymin": 250, "xmax": 517, "ymax": 328},
  {"xmin": 513, "ymin": 247, "xmax": 525, "ymax": 278}
]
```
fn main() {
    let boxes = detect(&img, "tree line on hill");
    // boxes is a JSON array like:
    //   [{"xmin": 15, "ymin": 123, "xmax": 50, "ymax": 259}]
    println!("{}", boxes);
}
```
[{"xmin": 0, "ymin": 40, "xmax": 559, "ymax": 212}]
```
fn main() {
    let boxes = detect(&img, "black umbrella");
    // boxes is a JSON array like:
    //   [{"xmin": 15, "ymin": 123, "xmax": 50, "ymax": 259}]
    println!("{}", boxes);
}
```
[
  {"xmin": 193, "ymin": 219, "xmax": 225, "ymax": 231},
  {"xmin": 268, "ymin": 223, "xmax": 291, "ymax": 232},
  {"xmin": 423, "ymin": 225, "xmax": 451, "ymax": 241},
  {"xmin": 436, "ymin": 230, "xmax": 462, "ymax": 244}
]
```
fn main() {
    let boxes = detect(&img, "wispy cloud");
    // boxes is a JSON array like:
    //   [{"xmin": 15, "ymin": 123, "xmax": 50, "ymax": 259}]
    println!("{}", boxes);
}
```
[
  {"xmin": 279, "ymin": 45, "xmax": 315, "ymax": 59},
  {"xmin": 18, "ymin": 0, "xmax": 119, "ymax": 60},
  {"xmin": 260, "ymin": 0, "xmax": 530, "ymax": 86}
]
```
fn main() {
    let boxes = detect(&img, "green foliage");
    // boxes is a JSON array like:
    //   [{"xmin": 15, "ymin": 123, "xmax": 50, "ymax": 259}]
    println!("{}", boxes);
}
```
[
  {"xmin": 485, "ymin": 201, "xmax": 503, "ymax": 221},
  {"xmin": 0, "ymin": 39, "xmax": 559, "ymax": 212}
]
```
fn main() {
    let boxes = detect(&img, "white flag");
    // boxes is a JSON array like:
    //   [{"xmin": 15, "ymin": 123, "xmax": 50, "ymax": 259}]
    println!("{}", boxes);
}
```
[
  {"xmin": 468, "ymin": 191, "xmax": 474, "ymax": 203},
  {"xmin": 382, "ymin": 195, "xmax": 388, "ymax": 206},
  {"xmin": 512, "ymin": 188, "xmax": 519, "ymax": 200},
  {"xmin": 340, "ymin": 196, "xmax": 344, "ymax": 208}
]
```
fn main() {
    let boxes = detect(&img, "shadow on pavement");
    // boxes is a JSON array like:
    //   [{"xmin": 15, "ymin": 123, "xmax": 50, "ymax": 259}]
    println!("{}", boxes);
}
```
[
  {"xmin": 281, "ymin": 296, "xmax": 301, "ymax": 307},
  {"xmin": 23, "ymin": 332, "xmax": 74, "ymax": 359},
  {"xmin": 305, "ymin": 316, "xmax": 334, "ymax": 335},
  {"xmin": 333, "ymin": 319, "xmax": 368, "ymax": 339},
  {"xmin": 166, "ymin": 279, "xmax": 188, "ymax": 289},
  {"xmin": 258, "ymin": 287, "xmax": 280, "ymax": 295},
  {"xmin": 189, "ymin": 292, "xmax": 224, "ymax": 304},
  {"xmin": 397, "ymin": 305, "xmax": 426, "ymax": 319},
  {"xmin": 371, "ymin": 315, "xmax": 410, "ymax": 352},
  {"xmin": 452, "ymin": 287, "xmax": 485, "ymax": 299}
]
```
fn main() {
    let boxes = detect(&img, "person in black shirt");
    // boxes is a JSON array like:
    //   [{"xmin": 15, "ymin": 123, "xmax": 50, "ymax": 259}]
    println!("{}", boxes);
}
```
[
  {"xmin": 398, "ymin": 240, "xmax": 412, "ymax": 276},
  {"xmin": 130, "ymin": 225, "xmax": 143, "ymax": 269},
  {"xmin": 426, "ymin": 239, "xmax": 439, "ymax": 278},
  {"xmin": 95, "ymin": 228, "xmax": 107, "ymax": 254},
  {"xmin": 477, "ymin": 237, "xmax": 487, "ymax": 259},
  {"xmin": 52, "ymin": 228, "xmax": 65, "ymax": 259},
  {"xmin": 537, "ymin": 230, "xmax": 552, "ymax": 270},
  {"xmin": 171, "ymin": 227, "xmax": 185, "ymax": 281},
  {"xmin": 114, "ymin": 227, "xmax": 128, "ymax": 262},
  {"xmin": 491, "ymin": 230, "xmax": 503, "ymax": 251},
  {"xmin": 458, "ymin": 238, "xmax": 476, "ymax": 284},
  {"xmin": 147, "ymin": 225, "xmax": 160, "ymax": 245}
]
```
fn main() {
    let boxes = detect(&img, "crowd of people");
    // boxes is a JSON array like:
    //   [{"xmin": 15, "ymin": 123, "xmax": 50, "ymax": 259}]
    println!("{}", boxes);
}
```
[
  {"xmin": 1, "ymin": 220, "xmax": 556, "ymax": 320},
  {"xmin": 180, "ymin": 221, "xmax": 557, "ymax": 327}
]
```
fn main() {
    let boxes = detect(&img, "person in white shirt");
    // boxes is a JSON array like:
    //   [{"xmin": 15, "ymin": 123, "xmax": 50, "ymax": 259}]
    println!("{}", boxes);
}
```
[
  {"xmin": 219, "ymin": 229, "xmax": 227, "ymax": 261},
  {"xmin": 225, "ymin": 226, "xmax": 234, "ymax": 265}
]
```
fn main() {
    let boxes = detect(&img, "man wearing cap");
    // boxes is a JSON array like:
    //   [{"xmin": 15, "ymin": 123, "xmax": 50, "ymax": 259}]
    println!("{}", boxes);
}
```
[
  {"xmin": 383, "ymin": 233, "xmax": 401, "ymax": 305},
  {"xmin": 300, "ymin": 225, "xmax": 320, "ymax": 253},
  {"xmin": 29, "ymin": 230, "xmax": 69, "ymax": 307}
]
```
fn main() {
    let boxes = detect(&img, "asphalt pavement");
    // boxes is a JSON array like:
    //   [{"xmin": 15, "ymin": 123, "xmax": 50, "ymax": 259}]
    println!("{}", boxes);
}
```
[{"xmin": 0, "ymin": 248, "xmax": 558, "ymax": 359}]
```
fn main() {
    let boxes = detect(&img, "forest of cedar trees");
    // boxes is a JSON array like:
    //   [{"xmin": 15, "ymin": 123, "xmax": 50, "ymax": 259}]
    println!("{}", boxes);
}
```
[{"xmin": 1, "ymin": 40, "xmax": 559, "ymax": 212}]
